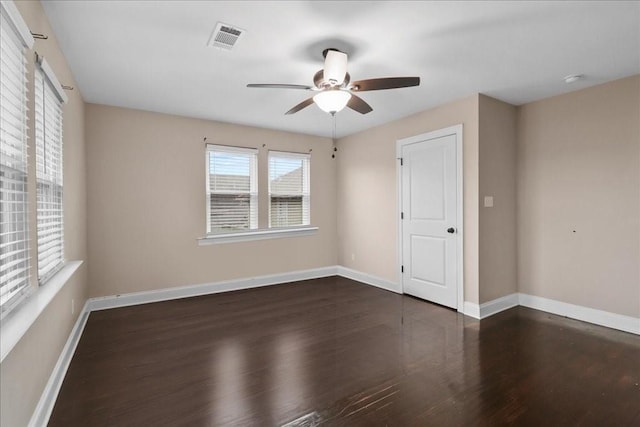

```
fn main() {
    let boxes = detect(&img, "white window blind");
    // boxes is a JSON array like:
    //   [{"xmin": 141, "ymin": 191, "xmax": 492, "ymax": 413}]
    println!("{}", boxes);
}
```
[
  {"xmin": 35, "ymin": 65, "xmax": 65, "ymax": 284},
  {"xmin": 0, "ymin": 3, "xmax": 33, "ymax": 310},
  {"xmin": 206, "ymin": 145, "xmax": 258, "ymax": 233},
  {"xmin": 268, "ymin": 152, "xmax": 310, "ymax": 228}
]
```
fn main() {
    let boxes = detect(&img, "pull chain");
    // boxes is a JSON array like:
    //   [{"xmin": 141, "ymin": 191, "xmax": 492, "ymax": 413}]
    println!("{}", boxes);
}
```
[
  {"xmin": 332, "ymin": 113, "xmax": 337, "ymax": 158},
  {"xmin": 332, "ymin": 112, "xmax": 336, "ymax": 140}
]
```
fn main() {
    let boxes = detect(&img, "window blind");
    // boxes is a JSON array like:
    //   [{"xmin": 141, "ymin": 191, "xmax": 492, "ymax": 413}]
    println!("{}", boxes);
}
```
[
  {"xmin": 206, "ymin": 145, "xmax": 258, "ymax": 233},
  {"xmin": 35, "ymin": 66, "xmax": 65, "ymax": 284},
  {"xmin": 0, "ymin": 7, "xmax": 32, "ymax": 310},
  {"xmin": 268, "ymin": 152, "xmax": 310, "ymax": 228}
]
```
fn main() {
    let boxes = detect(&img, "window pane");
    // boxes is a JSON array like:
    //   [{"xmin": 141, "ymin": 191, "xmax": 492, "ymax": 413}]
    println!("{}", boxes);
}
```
[
  {"xmin": 270, "ymin": 157, "xmax": 303, "ymax": 195},
  {"xmin": 35, "ymin": 67, "xmax": 64, "ymax": 284},
  {"xmin": 210, "ymin": 194, "xmax": 253, "ymax": 231},
  {"xmin": 207, "ymin": 146, "xmax": 257, "ymax": 233},
  {"xmin": 209, "ymin": 152, "xmax": 251, "ymax": 193},
  {"xmin": 270, "ymin": 196, "xmax": 304, "ymax": 228},
  {"xmin": 269, "ymin": 152, "xmax": 310, "ymax": 227},
  {"xmin": 0, "ymin": 12, "xmax": 30, "ymax": 310}
]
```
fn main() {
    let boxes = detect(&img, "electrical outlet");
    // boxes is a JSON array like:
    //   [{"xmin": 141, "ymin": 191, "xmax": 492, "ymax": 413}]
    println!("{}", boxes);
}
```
[{"xmin": 351, "ymin": 253, "xmax": 355, "ymax": 261}]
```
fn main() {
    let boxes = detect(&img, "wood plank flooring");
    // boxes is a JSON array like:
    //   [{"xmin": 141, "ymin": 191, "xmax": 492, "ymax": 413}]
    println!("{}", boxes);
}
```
[{"xmin": 49, "ymin": 277, "xmax": 640, "ymax": 426}]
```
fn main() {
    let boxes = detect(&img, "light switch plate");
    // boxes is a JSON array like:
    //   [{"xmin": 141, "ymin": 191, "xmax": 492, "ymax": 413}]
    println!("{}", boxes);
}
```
[{"xmin": 484, "ymin": 196, "xmax": 494, "ymax": 207}]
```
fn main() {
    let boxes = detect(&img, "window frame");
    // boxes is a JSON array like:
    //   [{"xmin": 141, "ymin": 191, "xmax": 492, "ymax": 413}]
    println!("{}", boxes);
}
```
[
  {"xmin": 205, "ymin": 144, "xmax": 258, "ymax": 235},
  {"xmin": 268, "ymin": 150, "xmax": 311, "ymax": 229},
  {"xmin": 0, "ymin": 1, "xmax": 34, "ymax": 316},
  {"xmin": 199, "ymin": 146, "xmax": 317, "ymax": 245},
  {"xmin": 34, "ymin": 57, "xmax": 67, "ymax": 285}
]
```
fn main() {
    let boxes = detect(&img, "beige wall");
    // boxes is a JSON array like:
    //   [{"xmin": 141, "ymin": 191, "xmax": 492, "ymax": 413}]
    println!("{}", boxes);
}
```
[
  {"xmin": 1, "ymin": 1, "xmax": 89, "ymax": 426},
  {"xmin": 517, "ymin": 75, "xmax": 640, "ymax": 318},
  {"xmin": 337, "ymin": 95, "xmax": 481, "ymax": 304},
  {"xmin": 85, "ymin": 105, "xmax": 337, "ymax": 297},
  {"xmin": 478, "ymin": 95, "xmax": 518, "ymax": 303}
]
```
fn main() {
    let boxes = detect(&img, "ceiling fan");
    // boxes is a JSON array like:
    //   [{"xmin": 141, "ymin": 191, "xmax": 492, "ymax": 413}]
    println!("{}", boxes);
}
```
[{"xmin": 247, "ymin": 49, "xmax": 420, "ymax": 115}]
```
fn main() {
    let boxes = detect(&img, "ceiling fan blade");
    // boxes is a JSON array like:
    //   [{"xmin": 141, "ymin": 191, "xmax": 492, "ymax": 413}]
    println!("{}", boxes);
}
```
[
  {"xmin": 285, "ymin": 97, "xmax": 315, "ymax": 115},
  {"xmin": 247, "ymin": 84, "xmax": 313, "ymax": 90},
  {"xmin": 350, "ymin": 77, "xmax": 420, "ymax": 92},
  {"xmin": 323, "ymin": 49, "xmax": 348, "ymax": 85},
  {"xmin": 347, "ymin": 94, "xmax": 373, "ymax": 114}
]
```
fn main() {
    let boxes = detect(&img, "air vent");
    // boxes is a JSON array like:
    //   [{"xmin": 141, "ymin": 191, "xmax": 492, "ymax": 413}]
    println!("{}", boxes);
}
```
[{"xmin": 208, "ymin": 22, "xmax": 244, "ymax": 50}]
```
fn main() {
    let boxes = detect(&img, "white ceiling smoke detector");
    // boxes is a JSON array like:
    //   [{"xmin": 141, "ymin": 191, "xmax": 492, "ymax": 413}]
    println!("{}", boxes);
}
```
[
  {"xmin": 208, "ymin": 22, "xmax": 244, "ymax": 50},
  {"xmin": 564, "ymin": 74, "xmax": 584, "ymax": 83}
]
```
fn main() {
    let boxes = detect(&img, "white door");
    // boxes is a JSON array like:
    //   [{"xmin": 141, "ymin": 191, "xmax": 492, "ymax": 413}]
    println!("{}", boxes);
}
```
[{"xmin": 400, "ymin": 130, "xmax": 460, "ymax": 309}]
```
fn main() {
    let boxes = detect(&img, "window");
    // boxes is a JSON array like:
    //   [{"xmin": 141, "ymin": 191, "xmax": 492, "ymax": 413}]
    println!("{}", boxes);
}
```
[
  {"xmin": 269, "ymin": 151, "xmax": 310, "ymax": 228},
  {"xmin": 206, "ymin": 145, "xmax": 258, "ymax": 234},
  {"xmin": 200, "ymin": 147, "xmax": 315, "ymax": 244},
  {"xmin": 35, "ymin": 59, "xmax": 66, "ymax": 284},
  {"xmin": 0, "ymin": 4, "xmax": 32, "ymax": 311}
]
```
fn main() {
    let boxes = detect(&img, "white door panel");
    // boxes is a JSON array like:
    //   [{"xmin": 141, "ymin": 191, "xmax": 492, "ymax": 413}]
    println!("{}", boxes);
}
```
[
  {"xmin": 410, "ymin": 236, "xmax": 445, "ymax": 285},
  {"xmin": 401, "ymin": 132, "xmax": 458, "ymax": 309},
  {"xmin": 410, "ymin": 146, "xmax": 446, "ymax": 220}
]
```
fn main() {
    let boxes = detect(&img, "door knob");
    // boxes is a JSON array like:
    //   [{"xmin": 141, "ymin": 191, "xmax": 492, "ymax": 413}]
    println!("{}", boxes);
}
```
[{"xmin": 447, "ymin": 227, "xmax": 456, "ymax": 234}]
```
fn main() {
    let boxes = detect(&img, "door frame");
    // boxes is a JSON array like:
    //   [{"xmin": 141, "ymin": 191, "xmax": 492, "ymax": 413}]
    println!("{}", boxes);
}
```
[{"xmin": 396, "ymin": 124, "xmax": 464, "ymax": 312}]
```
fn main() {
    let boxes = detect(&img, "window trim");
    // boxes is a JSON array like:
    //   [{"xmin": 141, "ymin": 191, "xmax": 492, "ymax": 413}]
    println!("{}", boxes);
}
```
[
  {"xmin": 268, "ymin": 150, "xmax": 311, "ymax": 228},
  {"xmin": 205, "ymin": 144, "xmax": 258, "ymax": 235},
  {"xmin": 0, "ymin": 1, "xmax": 34, "ymax": 49},
  {"xmin": 198, "ymin": 226, "xmax": 318, "ymax": 245},
  {"xmin": 200, "ymin": 146, "xmax": 318, "ymax": 244},
  {"xmin": 0, "ymin": 3, "xmax": 33, "ymax": 315},
  {"xmin": 0, "ymin": 261, "xmax": 83, "ymax": 362},
  {"xmin": 35, "ymin": 61, "xmax": 66, "ymax": 285},
  {"xmin": 36, "ymin": 54, "xmax": 69, "ymax": 103}
]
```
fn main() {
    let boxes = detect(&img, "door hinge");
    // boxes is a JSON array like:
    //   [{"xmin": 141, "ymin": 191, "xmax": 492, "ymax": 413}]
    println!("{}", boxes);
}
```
[
  {"xmin": 400, "ymin": 157, "xmax": 403, "ymax": 166},
  {"xmin": 401, "ymin": 212, "xmax": 404, "ymax": 220},
  {"xmin": 401, "ymin": 265, "xmax": 404, "ymax": 273}
]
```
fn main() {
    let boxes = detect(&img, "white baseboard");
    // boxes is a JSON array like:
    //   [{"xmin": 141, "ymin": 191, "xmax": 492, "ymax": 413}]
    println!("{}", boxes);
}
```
[
  {"xmin": 518, "ymin": 293, "xmax": 640, "ymax": 335},
  {"xmin": 466, "ymin": 292, "xmax": 638, "ymax": 335},
  {"xmin": 480, "ymin": 293, "xmax": 520, "ymax": 318},
  {"xmin": 462, "ymin": 293, "xmax": 519, "ymax": 320},
  {"xmin": 336, "ymin": 266, "xmax": 401, "ymax": 294},
  {"xmin": 90, "ymin": 266, "xmax": 404, "ymax": 312},
  {"xmin": 88, "ymin": 266, "xmax": 339, "ymax": 311},
  {"xmin": 28, "ymin": 301, "xmax": 91, "ymax": 427},
  {"xmin": 463, "ymin": 301, "xmax": 481, "ymax": 319}
]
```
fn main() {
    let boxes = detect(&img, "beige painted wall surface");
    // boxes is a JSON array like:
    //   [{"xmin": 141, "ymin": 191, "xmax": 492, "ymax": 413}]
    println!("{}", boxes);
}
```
[
  {"xmin": 337, "ymin": 95, "xmax": 480, "ymax": 304},
  {"xmin": 1, "ymin": 1, "xmax": 88, "ymax": 426},
  {"xmin": 478, "ymin": 95, "xmax": 518, "ymax": 303},
  {"xmin": 517, "ymin": 75, "xmax": 640, "ymax": 318},
  {"xmin": 86, "ymin": 104, "xmax": 337, "ymax": 297}
]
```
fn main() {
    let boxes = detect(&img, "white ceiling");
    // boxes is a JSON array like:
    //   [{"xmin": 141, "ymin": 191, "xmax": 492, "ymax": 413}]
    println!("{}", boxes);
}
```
[{"xmin": 42, "ymin": 1, "xmax": 640, "ymax": 138}]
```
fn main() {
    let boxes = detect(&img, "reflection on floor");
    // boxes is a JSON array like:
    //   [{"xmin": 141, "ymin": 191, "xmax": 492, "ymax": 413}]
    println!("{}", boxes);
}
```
[{"xmin": 49, "ymin": 276, "xmax": 640, "ymax": 426}]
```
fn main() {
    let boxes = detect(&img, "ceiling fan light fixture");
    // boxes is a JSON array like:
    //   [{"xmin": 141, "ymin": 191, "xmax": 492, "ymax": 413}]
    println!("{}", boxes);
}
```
[
  {"xmin": 323, "ymin": 49, "xmax": 348, "ymax": 85},
  {"xmin": 313, "ymin": 90, "xmax": 351, "ymax": 113}
]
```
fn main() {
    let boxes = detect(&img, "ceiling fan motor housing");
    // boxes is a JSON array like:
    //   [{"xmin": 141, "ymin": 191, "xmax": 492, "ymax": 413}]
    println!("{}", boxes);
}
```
[{"xmin": 314, "ymin": 70, "xmax": 351, "ymax": 89}]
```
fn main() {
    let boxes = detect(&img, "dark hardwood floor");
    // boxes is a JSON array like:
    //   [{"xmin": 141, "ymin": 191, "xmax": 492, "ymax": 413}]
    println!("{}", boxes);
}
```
[{"xmin": 49, "ymin": 277, "xmax": 640, "ymax": 426}]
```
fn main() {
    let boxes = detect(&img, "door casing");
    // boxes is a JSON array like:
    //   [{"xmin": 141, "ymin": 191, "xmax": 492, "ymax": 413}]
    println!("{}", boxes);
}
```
[{"xmin": 396, "ymin": 124, "xmax": 464, "ymax": 311}]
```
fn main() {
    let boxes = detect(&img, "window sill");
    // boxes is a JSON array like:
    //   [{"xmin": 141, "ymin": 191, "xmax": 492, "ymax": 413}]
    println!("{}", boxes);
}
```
[
  {"xmin": 198, "ymin": 226, "xmax": 318, "ymax": 245},
  {"xmin": 0, "ymin": 260, "xmax": 83, "ymax": 362}
]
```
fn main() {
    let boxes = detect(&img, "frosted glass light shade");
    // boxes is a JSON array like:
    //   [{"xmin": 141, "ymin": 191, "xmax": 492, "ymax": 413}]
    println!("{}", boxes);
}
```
[{"xmin": 313, "ymin": 90, "xmax": 351, "ymax": 113}]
